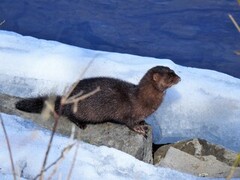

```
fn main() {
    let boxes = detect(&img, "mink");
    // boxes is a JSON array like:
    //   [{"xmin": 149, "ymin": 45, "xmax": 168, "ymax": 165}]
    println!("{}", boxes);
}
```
[{"xmin": 16, "ymin": 66, "xmax": 181, "ymax": 136}]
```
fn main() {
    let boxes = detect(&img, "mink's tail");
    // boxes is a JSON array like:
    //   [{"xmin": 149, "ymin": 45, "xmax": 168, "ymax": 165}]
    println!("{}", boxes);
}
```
[{"xmin": 15, "ymin": 96, "xmax": 62, "ymax": 114}]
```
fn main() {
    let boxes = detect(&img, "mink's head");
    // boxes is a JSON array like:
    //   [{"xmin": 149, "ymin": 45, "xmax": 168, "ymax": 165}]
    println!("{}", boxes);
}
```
[{"xmin": 147, "ymin": 66, "xmax": 181, "ymax": 91}]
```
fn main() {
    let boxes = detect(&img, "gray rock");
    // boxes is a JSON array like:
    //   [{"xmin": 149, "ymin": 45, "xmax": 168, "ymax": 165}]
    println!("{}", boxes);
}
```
[
  {"xmin": 0, "ymin": 93, "xmax": 153, "ymax": 164},
  {"xmin": 154, "ymin": 138, "xmax": 240, "ymax": 178}
]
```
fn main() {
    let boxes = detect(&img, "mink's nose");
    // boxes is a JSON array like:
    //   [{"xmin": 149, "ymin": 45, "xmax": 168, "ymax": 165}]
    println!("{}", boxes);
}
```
[{"xmin": 176, "ymin": 75, "xmax": 181, "ymax": 83}]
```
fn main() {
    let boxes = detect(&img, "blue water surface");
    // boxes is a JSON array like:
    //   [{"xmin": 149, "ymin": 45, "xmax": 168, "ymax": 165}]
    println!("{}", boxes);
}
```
[{"xmin": 0, "ymin": 0, "xmax": 240, "ymax": 78}]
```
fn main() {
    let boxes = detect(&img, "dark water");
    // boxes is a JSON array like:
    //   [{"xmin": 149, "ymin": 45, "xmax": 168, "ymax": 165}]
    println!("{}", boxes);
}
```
[{"xmin": 1, "ymin": 0, "xmax": 240, "ymax": 78}]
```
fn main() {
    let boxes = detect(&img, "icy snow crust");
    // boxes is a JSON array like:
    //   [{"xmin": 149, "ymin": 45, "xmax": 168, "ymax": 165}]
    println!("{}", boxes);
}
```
[
  {"xmin": 0, "ymin": 113, "xmax": 207, "ymax": 180},
  {"xmin": 0, "ymin": 31, "xmax": 239, "ymax": 179}
]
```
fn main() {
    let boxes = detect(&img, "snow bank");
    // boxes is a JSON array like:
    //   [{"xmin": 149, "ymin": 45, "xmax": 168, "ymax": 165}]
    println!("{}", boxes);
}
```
[
  {"xmin": 0, "ymin": 30, "xmax": 239, "ymax": 152},
  {"xmin": 0, "ymin": 113, "xmax": 206, "ymax": 180}
]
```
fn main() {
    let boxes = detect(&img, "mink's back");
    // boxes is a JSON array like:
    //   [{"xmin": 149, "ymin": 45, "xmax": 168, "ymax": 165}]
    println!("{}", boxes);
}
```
[
  {"xmin": 64, "ymin": 77, "xmax": 137, "ymax": 123},
  {"xmin": 71, "ymin": 77, "xmax": 135, "ymax": 93}
]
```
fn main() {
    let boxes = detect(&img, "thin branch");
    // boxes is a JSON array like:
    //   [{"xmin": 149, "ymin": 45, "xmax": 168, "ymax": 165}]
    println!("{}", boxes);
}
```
[
  {"xmin": 47, "ymin": 143, "xmax": 76, "ymax": 180},
  {"xmin": 44, "ymin": 101, "xmax": 56, "ymax": 114},
  {"xmin": 39, "ymin": 120, "xmax": 58, "ymax": 180},
  {"xmin": 37, "ymin": 75, "xmax": 99, "ymax": 179},
  {"xmin": 62, "ymin": 58, "xmax": 95, "ymax": 104},
  {"xmin": 44, "ymin": 100, "xmax": 60, "ymax": 119},
  {"xmin": 0, "ymin": 20, "xmax": 5, "ymax": 26},
  {"xmin": 38, "ymin": 85, "xmax": 99, "ymax": 179},
  {"xmin": 35, "ymin": 56, "xmax": 98, "ymax": 179},
  {"xmin": 228, "ymin": 14, "xmax": 240, "ymax": 33},
  {"xmin": 226, "ymin": 153, "xmax": 240, "ymax": 180},
  {"xmin": 70, "ymin": 124, "xmax": 76, "ymax": 140},
  {"xmin": 0, "ymin": 114, "xmax": 17, "ymax": 180},
  {"xmin": 38, "ymin": 105, "xmax": 63, "ymax": 180},
  {"xmin": 64, "ymin": 86, "xmax": 100, "ymax": 105},
  {"xmin": 67, "ymin": 142, "xmax": 79, "ymax": 180},
  {"xmin": 235, "ymin": 50, "xmax": 240, "ymax": 55},
  {"xmin": 65, "ymin": 90, "xmax": 84, "ymax": 103},
  {"xmin": 64, "ymin": 86, "xmax": 100, "ymax": 113},
  {"xmin": 33, "ymin": 143, "xmax": 76, "ymax": 180}
]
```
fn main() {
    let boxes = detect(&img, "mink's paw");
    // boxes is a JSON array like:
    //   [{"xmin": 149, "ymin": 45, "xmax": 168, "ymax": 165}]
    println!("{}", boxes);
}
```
[
  {"xmin": 78, "ymin": 124, "xmax": 87, "ymax": 129},
  {"xmin": 73, "ymin": 122, "xmax": 87, "ymax": 129},
  {"xmin": 133, "ymin": 124, "xmax": 149, "ymax": 138}
]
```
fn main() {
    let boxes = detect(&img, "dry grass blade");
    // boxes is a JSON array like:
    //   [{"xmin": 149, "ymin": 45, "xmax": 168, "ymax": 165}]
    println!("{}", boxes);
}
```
[
  {"xmin": 62, "ymin": 58, "xmax": 95, "ymax": 104},
  {"xmin": 65, "ymin": 86, "xmax": 100, "ymax": 113},
  {"xmin": 45, "ymin": 101, "xmax": 59, "ymax": 119},
  {"xmin": 39, "ymin": 85, "xmax": 99, "ymax": 179},
  {"xmin": 64, "ymin": 86, "xmax": 100, "ymax": 105},
  {"xmin": 0, "ymin": 20, "xmax": 5, "ymax": 26},
  {"xmin": 228, "ymin": 14, "xmax": 240, "ymax": 33},
  {"xmin": 66, "ymin": 90, "xmax": 84, "ymax": 102},
  {"xmin": 47, "ymin": 142, "xmax": 76, "ymax": 180},
  {"xmin": 226, "ymin": 153, "xmax": 240, "ymax": 180},
  {"xmin": 0, "ymin": 114, "xmax": 17, "ymax": 180},
  {"xmin": 34, "ymin": 143, "xmax": 76, "ymax": 180},
  {"xmin": 235, "ymin": 50, "xmax": 240, "ymax": 55},
  {"xmin": 36, "ymin": 57, "xmax": 99, "ymax": 179},
  {"xmin": 70, "ymin": 124, "xmax": 76, "ymax": 140},
  {"xmin": 44, "ymin": 100, "xmax": 56, "ymax": 114},
  {"xmin": 67, "ymin": 142, "xmax": 79, "ymax": 180},
  {"xmin": 38, "ymin": 104, "xmax": 63, "ymax": 180},
  {"xmin": 42, "ymin": 98, "xmax": 59, "ymax": 121}
]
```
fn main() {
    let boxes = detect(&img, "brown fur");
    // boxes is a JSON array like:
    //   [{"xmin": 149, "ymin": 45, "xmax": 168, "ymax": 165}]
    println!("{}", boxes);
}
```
[{"xmin": 16, "ymin": 66, "xmax": 180, "ymax": 136}]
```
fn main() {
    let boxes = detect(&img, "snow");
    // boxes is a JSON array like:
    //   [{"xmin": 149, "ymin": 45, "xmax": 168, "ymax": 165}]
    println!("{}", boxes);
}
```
[
  {"xmin": 0, "ymin": 30, "xmax": 240, "ymax": 179},
  {"xmin": 0, "ymin": 113, "xmax": 203, "ymax": 180}
]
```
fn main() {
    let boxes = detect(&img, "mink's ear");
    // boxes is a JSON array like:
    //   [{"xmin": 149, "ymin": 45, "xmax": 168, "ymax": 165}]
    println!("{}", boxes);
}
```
[{"xmin": 153, "ymin": 73, "xmax": 161, "ymax": 82}]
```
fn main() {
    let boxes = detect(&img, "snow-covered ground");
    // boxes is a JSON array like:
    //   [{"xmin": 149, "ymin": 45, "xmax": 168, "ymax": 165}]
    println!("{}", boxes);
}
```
[
  {"xmin": 0, "ymin": 113, "xmax": 206, "ymax": 180},
  {"xmin": 0, "ymin": 30, "xmax": 240, "ymax": 179}
]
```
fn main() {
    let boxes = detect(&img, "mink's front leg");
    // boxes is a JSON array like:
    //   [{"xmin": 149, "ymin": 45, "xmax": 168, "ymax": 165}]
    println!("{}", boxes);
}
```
[
  {"xmin": 133, "ymin": 124, "xmax": 149, "ymax": 138},
  {"xmin": 125, "ymin": 120, "xmax": 149, "ymax": 137}
]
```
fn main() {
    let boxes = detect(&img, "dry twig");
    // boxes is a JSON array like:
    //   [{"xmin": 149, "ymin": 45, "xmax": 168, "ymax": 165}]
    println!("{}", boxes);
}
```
[
  {"xmin": 70, "ymin": 124, "xmax": 76, "ymax": 140},
  {"xmin": 65, "ymin": 91, "xmax": 84, "ymax": 103},
  {"xmin": 0, "ymin": 114, "xmax": 17, "ymax": 180},
  {"xmin": 47, "ymin": 142, "xmax": 76, "ymax": 180},
  {"xmin": 64, "ymin": 86, "xmax": 100, "ymax": 113},
  {"xmin": 67, "ymin": 142, "xmax": 79, "ymax": 180},
  {"xmin": 226, "ymin": 153, "xmax": 240, "ymax": 180},
  {"xmin": 0, "ymin": 20, "xmax": 5, "ymax": 26},
  {"xmin": 235, "ymin": 50, "xmax": 240, "ymax": 55},
  {"xmin": 228, "ymin": 13, "xmax": 240, "ymax": 55},
  {"xmin": 34, "ymin": 143, "xmax": 76, "ymax": 180},
  {"xmin": 62, "ymin": 58, "xmax": 95, "ymax": 104},
  {"xmin": 38, "ymin": 104, "xmax": 63, "ymax": 180},
  {"xmin": 37, "ymin": 85, "xmax": 99, "ymax": 179},
  {"xmin": 36, "ymin": 58, "xmax": 99, "ymax": 179},
  {"xmin": 228, "ymin": 14, "xmax": 240, "ymax": 33}
]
